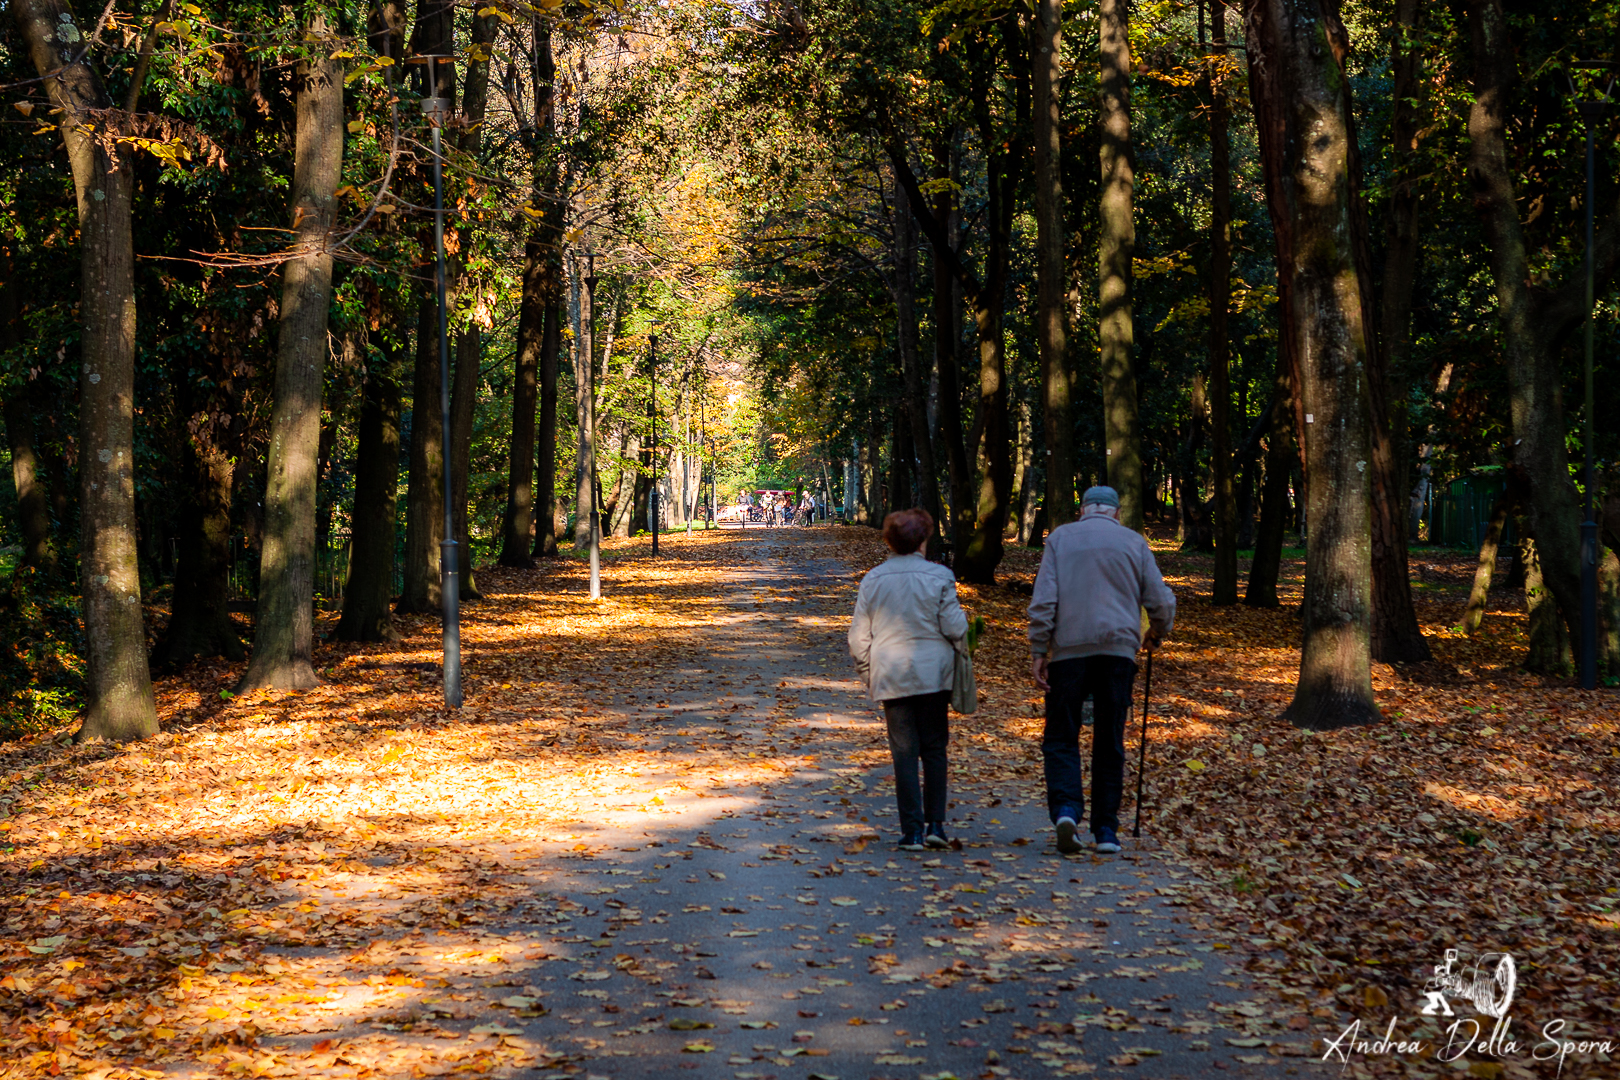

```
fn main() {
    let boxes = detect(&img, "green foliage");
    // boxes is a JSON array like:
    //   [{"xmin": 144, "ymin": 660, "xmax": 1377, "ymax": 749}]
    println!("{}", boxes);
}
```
[{"xmin": 0, "ymin": 568, "xmax": 84, "ymax": 743}]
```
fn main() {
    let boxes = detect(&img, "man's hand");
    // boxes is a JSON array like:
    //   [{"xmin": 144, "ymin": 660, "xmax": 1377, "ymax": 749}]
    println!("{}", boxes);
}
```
[
  {"xmin": 1143, "ymin": 631, "xmax": 1163, "ymax": 653},
  {"xmin": 1032, "ymin": 655, "xmax": 1050, "ymax": 692}
]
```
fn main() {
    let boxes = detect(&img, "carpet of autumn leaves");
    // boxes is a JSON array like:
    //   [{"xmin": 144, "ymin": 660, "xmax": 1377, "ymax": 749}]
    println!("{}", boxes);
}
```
[{"xmin": 0, "ymin": 525, "xmax": 1615, "ymax": 1080}]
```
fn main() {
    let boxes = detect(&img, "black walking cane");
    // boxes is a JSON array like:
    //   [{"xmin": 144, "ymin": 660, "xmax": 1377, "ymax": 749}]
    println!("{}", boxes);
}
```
[{"xmin": 1132, "ymin": 649, "xmax": 1153, "ymax": 840}]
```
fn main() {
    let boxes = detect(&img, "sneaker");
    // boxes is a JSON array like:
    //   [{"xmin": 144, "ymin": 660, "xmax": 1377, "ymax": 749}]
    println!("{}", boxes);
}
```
[
  {"xmin": 924, "ymin": 823, "xmax": 950, "ymax": 849},
  {"xmin": 898, "ymin": 831, "xmax": 926, "ymax": 852},
  {"xmin": 1055, "ymin": 816, "xmax": 1082, "ymax": 855},
  {"xmin": 1095, "ymin": 826, "xmax": 1122, "ymax": 854}
]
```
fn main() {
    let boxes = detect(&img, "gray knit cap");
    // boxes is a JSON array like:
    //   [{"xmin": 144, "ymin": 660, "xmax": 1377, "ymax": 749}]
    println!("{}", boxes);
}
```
[{"xmin": 1081, "ymin": 485, "xmax": 1120, "ymax": 508}]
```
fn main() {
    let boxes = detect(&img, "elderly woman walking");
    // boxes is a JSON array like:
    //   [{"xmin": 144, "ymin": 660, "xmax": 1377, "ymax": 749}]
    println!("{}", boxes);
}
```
[{"xmin": 849, "ymin": 508, "xmax": 969, "ymax": 850}]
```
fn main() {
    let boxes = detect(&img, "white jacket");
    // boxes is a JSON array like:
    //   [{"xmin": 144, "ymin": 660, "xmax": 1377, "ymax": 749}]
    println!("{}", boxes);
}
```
[
  {"xmin": 1027, "ymin": 516, "xmax": 1175, "ymax": 662},
  {"xmin": 848, "ymin": 553, "xmax": 969, "ymax": 702}
]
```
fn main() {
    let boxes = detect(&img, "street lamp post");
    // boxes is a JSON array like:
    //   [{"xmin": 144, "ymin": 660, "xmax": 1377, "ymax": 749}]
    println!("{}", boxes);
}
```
[
  {"xmin": 649, "ymin": 330, "xmax": 659, "ymax": 556},
  {"xmin": 1574, "ymin": 69, "xmax": 1612, "ymax": 690},
  {"xmin": 423, "ymin": 59, "xmax": 462, "ymax": 708}
]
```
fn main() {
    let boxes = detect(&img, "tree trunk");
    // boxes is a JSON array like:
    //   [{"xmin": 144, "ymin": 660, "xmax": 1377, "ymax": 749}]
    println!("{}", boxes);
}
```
[
  {"xmin": 1099, "ymin": 0, "xmax": 1142, "ymax": 531},
  {"xmin": 13, "ymin": 0, "xmax": 156, "ymax": 740},
  {"xmin": 1177, "ymin": 372, "xmax": 1212, "ymax": 552},
  {"xmin": 1, "ymin": 259, "xmax": 55, "ymax": 574},
  {"xmin": 1407, "ymin": 362, "xmax": 1453, "ymax": 538},
  {"xmin": 1520, "ymin": 531, "xmax": 1570, "ymax": 675},
  {"xmin": 886, "ymin": 167, "xmax": 943, "ymax": 548},
  {"xmin": 237, "ymin": 16, "xmax": 343, "ymax": 693},
  {"xmin": 500, "ymin": 239, "xmax": 543, "ymax": 567},
  {"xmin": 1363, "ymin": 0, "xmax": 1431, "ymax": 663},
  {"xmin": 334, "ymin": 339, "xmax": 404, "ymax": 642},
  {"xmin": 525, "ymin": 16, "xmax": 562, "ymax": 560},
  {"xmin": 1245, "ymin": 382, "xmax": 1295, "ymax": 608},
  {"xmin": 399, "ymin": 293, "xmax": 445, "ymax": 613},
  {"xmin": 1033, "ymin": 0, "xmax": 1074, "ymax": 530},
  {"xmin": 153, "ymin": 386, "xmax": 242, "ymax": 668},
  {"xmin": 1465, "ymin": 0, "xmax": 1598, "ymax": 652},
  {"xmin": 535, "ymin": 293, "xmax": 563, "ymax": 557},
  {"xmin": 439, "ymin": 10, "xmax": 492, "ymax": 600},
  {"xmin": 1015, "ymin": 392, "xmax": 1041, "ymax": 545},
  {"xmin": 1599, "ymin": 546, "xmax": 1620, "ymax": 678},
  {"xmin": 1461, "ymin": 496, "xmax": 1509, "ymax": 636},
  {"xmin": 1246, "ymin": 0, "xmax": 1381, "ymax": 730},
  {"xmin": 1207, "ymin": 0, "xmax": 1237, "ymax": 602},
  {"xmin": 397, "ymin": 0, "xmax": 454, "ymax": 612},
  {"xmin": 449, "ymin": 326, "xmax": 482, "ymax": 598},
  {"xmin": 957, "ymin": 27, "xmax": 1025, "ymax": 585},
  {"xmin": 888, "ymin": 398, "xmax": 912, "ymax": 519},
  {"xmin": 574, "ymin": 263, "xmax": 596, "ymax": 550}
]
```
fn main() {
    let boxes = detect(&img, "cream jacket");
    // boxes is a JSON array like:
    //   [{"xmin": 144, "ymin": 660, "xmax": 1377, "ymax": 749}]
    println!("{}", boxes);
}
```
[{"xmin": 848, "ymin": 552, "xmax": 969, "ymax": 702}]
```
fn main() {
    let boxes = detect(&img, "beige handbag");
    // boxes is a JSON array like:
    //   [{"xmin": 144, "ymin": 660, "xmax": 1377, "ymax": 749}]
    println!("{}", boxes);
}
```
[
  {"xmin": 950, "ymin": 615, "xmax": 985, "ymax": 714},
  {"xmin": 950, "ymin": 646, "xmax": 978, "ymax": 714}
]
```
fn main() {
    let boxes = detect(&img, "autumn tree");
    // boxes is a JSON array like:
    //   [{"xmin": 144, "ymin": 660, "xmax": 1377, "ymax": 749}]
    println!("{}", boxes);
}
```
[
  {"xmin": 237, "ymin": 14, "xmax": 345, "ymax": 692},
  {"xmin": 1099, "ymin": 0, "xmax": 1142, "ymax": 531},
  {"xmin": 12, "ymin": 0, "xmax": 157, "ymax": 741},
  {"xmin": 1245, "ymin": 0, "xmax": 1381, "ymax": 730}
]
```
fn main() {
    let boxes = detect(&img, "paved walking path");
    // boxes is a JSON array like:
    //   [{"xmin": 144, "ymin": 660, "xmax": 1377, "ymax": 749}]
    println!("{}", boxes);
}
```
[{"xmin": 275, "ymin": 534, "xmax": 1332, "ymax": 1079}]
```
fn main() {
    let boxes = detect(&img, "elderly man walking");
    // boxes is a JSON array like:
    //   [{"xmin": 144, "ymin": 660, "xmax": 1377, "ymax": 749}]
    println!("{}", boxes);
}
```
[{"xmin": 1028, "ymin": 486, "xmax": 1175, "ymax": 854}]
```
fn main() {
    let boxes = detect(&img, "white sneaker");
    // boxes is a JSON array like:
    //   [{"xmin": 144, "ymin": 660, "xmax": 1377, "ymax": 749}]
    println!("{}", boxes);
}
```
[{"xmin": 1055, "ymin": 816, "xmax": 1082, "ymax": 854}]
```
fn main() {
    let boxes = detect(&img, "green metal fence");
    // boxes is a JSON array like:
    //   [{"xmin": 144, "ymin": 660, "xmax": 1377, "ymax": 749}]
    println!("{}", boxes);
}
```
[{"xmin": 1420, "ymin": 474, "xmax": 1514, "ymax": 550}]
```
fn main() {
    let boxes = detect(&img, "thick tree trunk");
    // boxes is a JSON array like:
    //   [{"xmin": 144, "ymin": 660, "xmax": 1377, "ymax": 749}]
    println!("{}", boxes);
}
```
[
  {"xmin": 1207, "ymin": 0, "xmax": 1238, "ymax": 602},
  {"xmin": 1099, "ymin": 0, "xmax": 1142, "ymax": 531},
  {"xmin": 500, "ymin": 240, "xmax": 543, "ymax": 567},
  {"xmin": 1033, "ymin": 0, "xmax": 1074, "ymax": 530},
  {"xmin": 238, "ymin": 18, "xmax": 343, "ymax": 693},
  {"xmin": 1246, "ymin": 0, "xmax": 1380, "ymax": 730},
  {"xmin": 399, "ymin": 293, "xmax": 445, "ymax": 613},
  {"xmin": 13, "ymin": 0, "xmax": 156, "ymax": 740},
  {"xmin": 1465, "ymin": 0, "xmax": 1592, "ymax": 653},
  {"xmin": 334, "ymin": 339, "xmax": 404, "ymax": 642}
]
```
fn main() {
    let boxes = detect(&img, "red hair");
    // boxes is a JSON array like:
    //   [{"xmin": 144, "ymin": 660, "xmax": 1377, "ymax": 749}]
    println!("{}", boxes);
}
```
[{"xmin": 881, "ymin": 508, "xmax": 933, "ymax": 554}]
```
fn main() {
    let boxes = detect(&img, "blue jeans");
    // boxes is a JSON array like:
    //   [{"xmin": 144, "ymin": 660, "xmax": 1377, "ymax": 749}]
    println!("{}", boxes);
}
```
[
  {"xmin": 883, "ymin": 690, "xmax": 950, "ymax": 834},
  {"xmin": 1043, "ymin": 656, "xmax": 1136, "ymax": 835}
]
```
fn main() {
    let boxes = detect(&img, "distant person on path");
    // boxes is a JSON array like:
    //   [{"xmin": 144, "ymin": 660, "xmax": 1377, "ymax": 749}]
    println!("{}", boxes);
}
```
[
  {"xmin": 1027, "ymin": 485, "xmax": 1175, "ymax": 855},
  {"xmin": 849, "ymin": 508, "xmax": 969, "ymax": 851}
]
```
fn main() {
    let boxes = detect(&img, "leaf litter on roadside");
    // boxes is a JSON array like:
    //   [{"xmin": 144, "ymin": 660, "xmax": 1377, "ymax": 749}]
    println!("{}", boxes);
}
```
[{"xmin": 0, "ymin": 528, "xmax": 1614, "ymax": 1080}]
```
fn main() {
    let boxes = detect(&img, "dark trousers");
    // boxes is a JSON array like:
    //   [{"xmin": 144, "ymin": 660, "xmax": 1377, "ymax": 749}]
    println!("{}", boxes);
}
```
[
  {"xmin": 882, "ymin": 690, "xmax": 950, "ymax": 833},
  {"xmin": 1043, "ymin": 656, "xmax": 1136, "ymax": 835}
]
